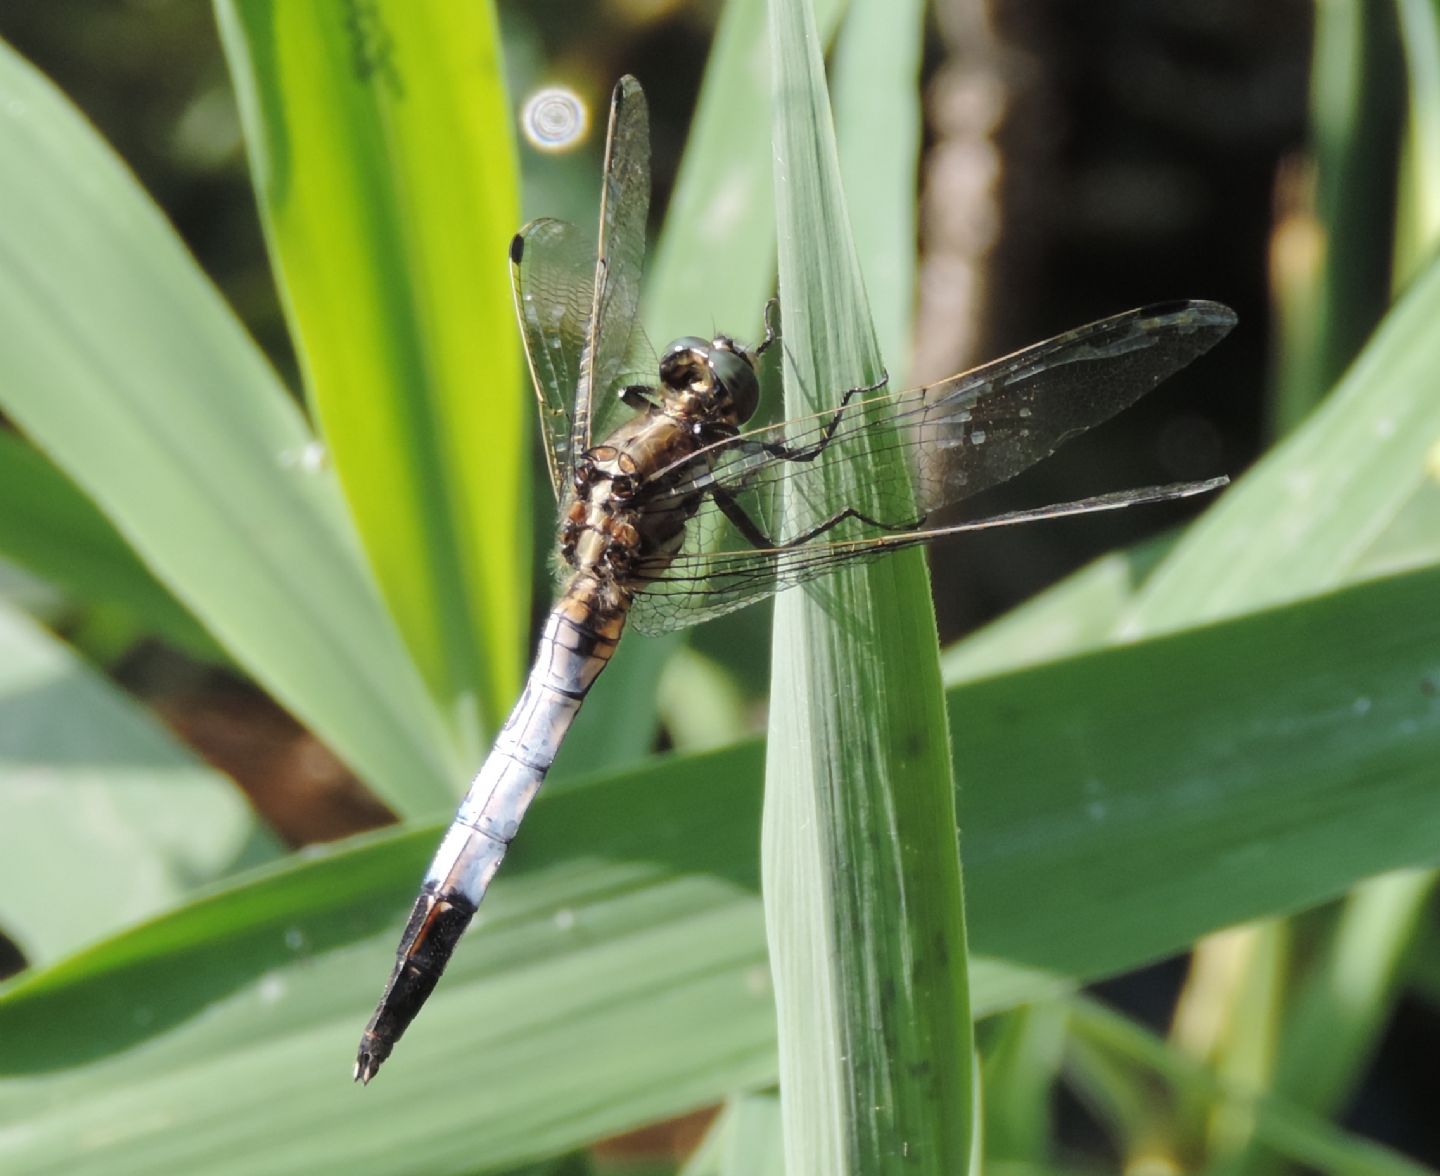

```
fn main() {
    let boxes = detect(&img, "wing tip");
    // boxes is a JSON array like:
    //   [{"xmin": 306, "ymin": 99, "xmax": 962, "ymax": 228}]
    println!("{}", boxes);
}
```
[
  {"xmin": 1139, "ymin": 299, "xmax": 1238, "ymax": 336},
  {"xmin": 608, "ymin": 75, "xmax": 648, "ymax": 140}
]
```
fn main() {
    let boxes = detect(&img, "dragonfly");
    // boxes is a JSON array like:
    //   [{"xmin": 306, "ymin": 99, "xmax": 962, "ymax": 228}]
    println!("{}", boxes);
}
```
[{"xmin": 354, "ymin": 75, "xmax": 1234, "ymax": 1083}]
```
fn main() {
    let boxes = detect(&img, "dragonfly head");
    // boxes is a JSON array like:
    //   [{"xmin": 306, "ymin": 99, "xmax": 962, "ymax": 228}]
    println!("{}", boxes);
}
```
[{"xmin": 657, "ymin": 335, "xmax": 761, "ymax": 425}]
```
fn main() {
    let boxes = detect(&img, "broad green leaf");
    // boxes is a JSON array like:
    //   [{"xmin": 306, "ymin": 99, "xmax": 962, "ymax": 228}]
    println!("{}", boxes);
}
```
[
  {"xmin": 762, "ymin": 3, "xmax": 969, "ymax": 1173},
  {"xmin": 0, "ymin": 429, "xmax": 216, "ymax": 657},
  {"xmin": 3, "ymin": 563, "xmax": 1440, "ymax": 1171},
  {"xmin": 0, "ymin": 599, "xmax": 276, "ymax": 968},
  {"xmin": 0, "ymin": 35, "xmax": 459, "ymax": 813},
  {"xmin": 216, "ymin": 1, "xmax": 524, "ymax": 759},
  {"xmin": 0, "ymin": 764, "xmax": 780, "ymax": 1176}
]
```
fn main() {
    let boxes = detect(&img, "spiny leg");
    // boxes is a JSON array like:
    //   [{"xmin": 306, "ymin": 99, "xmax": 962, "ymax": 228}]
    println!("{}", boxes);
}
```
[
  {"xmin": 712, "ymin": 482, "xmax": 926, "ymax": 550},
  {"xmin": 758, "ymin": 371, "xmax": 890, "ymax": 463}
]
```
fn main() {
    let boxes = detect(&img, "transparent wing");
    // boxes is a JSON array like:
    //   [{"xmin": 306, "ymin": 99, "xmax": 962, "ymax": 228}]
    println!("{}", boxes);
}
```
[
  {"xmin": 628, "ymin": 479, "xmax": 1226, "ymax": 635},
  {"xmin": 579, "ymin": 75, "xmax": 652, "ymax": 457},
  {"xmin": 509, "ymin": 218, "xmax": 595, "ymax": 500},
  {"xmin": 627, "ymin": 301, "xmax": 1235, "ymax": 635}
]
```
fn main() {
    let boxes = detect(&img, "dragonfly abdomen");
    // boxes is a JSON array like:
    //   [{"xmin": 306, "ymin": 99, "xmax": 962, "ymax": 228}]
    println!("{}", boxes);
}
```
[{"xmin": 355, "ymin": 584, "xmax": 625, "ymax": 1083}]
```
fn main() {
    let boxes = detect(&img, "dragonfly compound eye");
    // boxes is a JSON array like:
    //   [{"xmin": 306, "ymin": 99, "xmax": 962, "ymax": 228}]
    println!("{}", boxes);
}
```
[
  {"xmin": 708, "ymin": 347, "xmax": 760, "ymax": 423},
  {"xmin": 659, "ymin": 338, "xmax": 714, "ymax": 394},
  {"xmin": 659, "ymin": 337, "xmax": 710, "ymax": 383}
]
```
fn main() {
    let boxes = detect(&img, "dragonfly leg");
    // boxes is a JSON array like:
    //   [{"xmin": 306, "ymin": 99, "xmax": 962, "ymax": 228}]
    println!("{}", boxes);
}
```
[
  {"xmin": 759, "ymin": 370, "xmax": 889, "ymax": 463},
  {"xmin": 754, "ymin": 297, "xmax": 781, "ymax": 357},
  {"xmin": 712, "ymin": 481, "xmax": 925, "ymax": 550},
  {"xmin": 620, "ymin": 383, "xmax": 656, "ymax": 409}
]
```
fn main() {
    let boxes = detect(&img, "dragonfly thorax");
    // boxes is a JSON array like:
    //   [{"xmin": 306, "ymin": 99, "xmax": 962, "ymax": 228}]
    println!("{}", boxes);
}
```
[{"xmin": 657, "ymin": 335, "xmax": 760, "ymax": 426}]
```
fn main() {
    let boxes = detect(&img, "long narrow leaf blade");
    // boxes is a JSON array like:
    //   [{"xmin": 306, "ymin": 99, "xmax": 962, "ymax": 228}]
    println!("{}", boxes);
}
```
[
  {"xmin": 216, "ymin": 2, "xmax": 525, "ymax": 754},
  {"xmin": 763, "ymin": 1, "xmax": 972, "ymax": 1172},
  {"xmin": 0, "ymin": 35, "xmax": 458, "ymax": 813}
]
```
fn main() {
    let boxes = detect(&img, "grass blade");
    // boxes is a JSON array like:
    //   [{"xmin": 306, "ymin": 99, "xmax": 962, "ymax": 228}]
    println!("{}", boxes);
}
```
[
  {"xmin": 1394, "ymin": 0, "xmax": 1440, "ymax": 284},
  {"xmin": 1069, "ymin": 997, "xmax": 1433, "ymax": 1176},
  {"xmin": 216, "ymin": 1, "xmax": 525, "ymax": 754},
  {"xmin": 0, "ymin": 34, "xmax": 459, "ymax": 814},
  {"xmin": 1271, "ymin": 1, "xmax": 1402, "ymax": 434},
  {"xmin": 763, "ymin": 1, "xmax": 972, "ymax": 1172}
]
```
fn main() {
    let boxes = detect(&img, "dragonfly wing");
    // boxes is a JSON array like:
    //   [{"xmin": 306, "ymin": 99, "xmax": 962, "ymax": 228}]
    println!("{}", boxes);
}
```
[
  {"xmin": 648, "ymin": 300, "xmax": 1234, "ymax": 524},
  {"xmin": 628, "ymin": 301, "xmax": 1235, "ymax": 633},
  {"xmin": 627, "ymin": 477, "xmax": 1227, "ymax": 635},
  {"xmin": 579, "ymin": 75, "xmax": 652, "ymax": 455},
  {"xmin": 509, "ymin": 217, "xmax": 595, "ymax": 500},
  {"xmin": 900, "ymin": 300, "xmax": 1236, "ymax": 511}
]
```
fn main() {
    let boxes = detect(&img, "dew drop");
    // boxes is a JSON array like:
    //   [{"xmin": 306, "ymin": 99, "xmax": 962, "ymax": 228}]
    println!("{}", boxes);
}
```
[
  {"xmin": 278, "ymin": 441, "xmax": 327, "ymax": 472},
  {"xmin": 258, "ymin": 973, "xmax": 287, "ymax": 1005}
]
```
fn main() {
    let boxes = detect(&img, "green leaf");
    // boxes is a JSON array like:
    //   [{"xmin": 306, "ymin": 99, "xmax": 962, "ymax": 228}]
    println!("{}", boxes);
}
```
[
  {"xmin": 0, "ymin": 429, "xmax": 217, "ymax": 658},
  {"xmin": 1271, "ymin": 1, "xmax": 1401, "ymax": 434},
  {"xmin": 832, "ymin": 0, "xmax": 923, "ymax": 371},
  {"xmin": 642, "ymin": 0, "xmax": 845, "ymax": 347},
  {"xmin": 1068, "ymin": 998, "xmax": 1434, "ymax": 1176},
  {"xmin": 978, "ymin": 1004, "xmax": 1068, "ymax": 1166},
  {"xmin": 3, "ymin": 563, "xmax": 1440, "ymax": 1171},
  {"xmin": 0, "ymin": 599, "xmax": 277, "ymax": 968},
  {"xmin": 216, "ymin": 1, "xmax": 524, "ymax": 758},
  {"xmin": 682, "ymin": 1093, "xmax": 785, "ymax": 1176},
  {"xmin": 762, "ymin": 3, "xmax": 970, "ymax": 1172},
  {"xmin": 1394, "ymin": 0, "xmax": 1440, "ymax": 284},
  {"xmin": 0, "ymin": 760, "xmax": 779, "ymax": 1176},
  {"xmin": 1273, "ymin": 869, "xmax": 1432, "ymax": 1113},
  {"xmin": 0, "ymin": 34, "xmax": 458, "ymax": 814}
]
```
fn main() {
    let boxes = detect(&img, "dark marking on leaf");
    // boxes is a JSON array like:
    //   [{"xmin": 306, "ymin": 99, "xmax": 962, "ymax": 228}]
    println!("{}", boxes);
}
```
[{"xmin": 342, "ymin": 0, "xmax": 405, "ymax": 98}]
